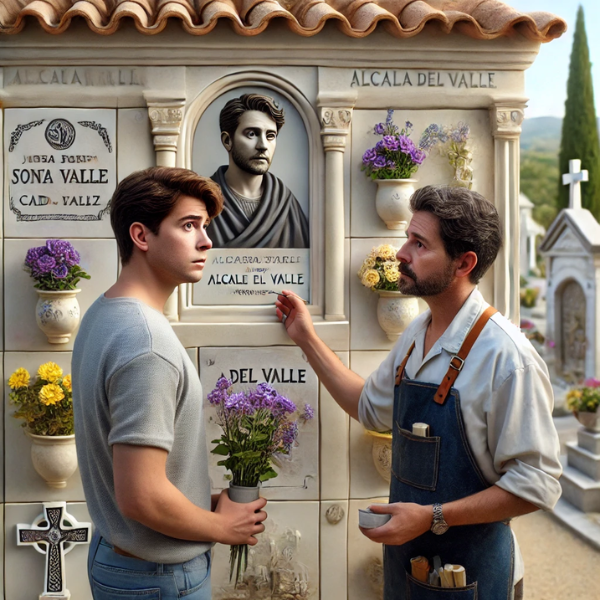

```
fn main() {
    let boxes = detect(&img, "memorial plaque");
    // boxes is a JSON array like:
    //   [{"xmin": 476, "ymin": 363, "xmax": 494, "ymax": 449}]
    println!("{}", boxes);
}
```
[
  {"xmin": 200, "ymin": 347, "xmax": 319, "ymax": 500},
  {"xmin": 4, "ymin": 108, "xmax": 116, "ymax": 237},
  {"xmin": 193, "ymin": 248, "xmax": 310, "ymax": 305},
  {"xmin": 192, "ymin": 87, "xmax": 310, "ymax": 307}
]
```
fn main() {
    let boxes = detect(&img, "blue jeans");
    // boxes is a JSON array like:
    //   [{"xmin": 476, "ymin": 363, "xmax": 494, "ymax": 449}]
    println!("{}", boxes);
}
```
[{"xmin": 88, "ymin": 531, "xmax": 211, "ymax": 600}]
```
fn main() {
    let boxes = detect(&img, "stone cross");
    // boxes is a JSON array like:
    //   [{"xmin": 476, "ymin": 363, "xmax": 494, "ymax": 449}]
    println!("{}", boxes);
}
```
[
  {"xmin": 16, "ymin": 502, "xmax": 92, "ymax": 600},
  {"xmin": 562, "ymin": 159, "xmax": 589, "ymax": 209}
]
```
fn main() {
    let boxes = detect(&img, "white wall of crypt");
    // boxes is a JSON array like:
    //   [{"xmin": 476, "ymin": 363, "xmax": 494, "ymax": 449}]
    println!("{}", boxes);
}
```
[{"xmin": 0, "ymin": 4, "xmax": 565, "ymax": 598}]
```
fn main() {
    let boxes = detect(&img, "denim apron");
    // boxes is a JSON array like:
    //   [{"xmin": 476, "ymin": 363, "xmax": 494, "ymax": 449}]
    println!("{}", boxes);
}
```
[{"xmin": 384, "ymin": 307, "xmax": 514, "ymax": 600}]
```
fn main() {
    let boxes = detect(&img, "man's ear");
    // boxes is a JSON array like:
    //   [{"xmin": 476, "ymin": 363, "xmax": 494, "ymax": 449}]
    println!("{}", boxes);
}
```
[
  {"xmin": 221, "ymin": 131, "xmax": 232, "ymax": 152},
  {"xmin": 455, "ymin": 251, "xmax": 478, "ymax": 280},
  {"xmin": 130, "ymin": 222, "xmax": 151, "ymax": 254}
]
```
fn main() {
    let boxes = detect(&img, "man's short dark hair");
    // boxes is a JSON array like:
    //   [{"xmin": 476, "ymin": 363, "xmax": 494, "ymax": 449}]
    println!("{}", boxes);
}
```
[
  {"xmin": 219, "ymin": 93, "xmax": 285, "ymax": 137},
  {"xmin": 110, "ymin": 167, "xmax": 224, "ymax": 264},
  {"xmin": 410, "ymin": 186, "xmax": 503, "ymax": 284}
]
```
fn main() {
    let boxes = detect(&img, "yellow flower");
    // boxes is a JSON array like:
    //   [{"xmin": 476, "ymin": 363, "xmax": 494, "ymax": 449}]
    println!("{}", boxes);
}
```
[
  {"xmin": 37, "ymin": 362, "xmax": 63, "ymax": 383},
  {"xmin": 62, "ymin": 374, "xmax": 72, "ymax": 392},
  {"xmin": 362, "ymin": 269, "xmax": 380, "ymax": 288},
  {"xmin": 8, "ymin": 368, "xmax": 30, "ymax": 389},
  {"xmin": 39, "ymin": 383, "xmax": 64, "ymax": 406},
  {"xmin": 376, "ymin": 244, "xmax": 397, "ymax": 261},
  {"xmin": 364, "ymin": 256, "xmax": 376, "ymax": 268},
  {"xmin": 384, "ymin": 266, "xmax": 400, "ymax": 283}
]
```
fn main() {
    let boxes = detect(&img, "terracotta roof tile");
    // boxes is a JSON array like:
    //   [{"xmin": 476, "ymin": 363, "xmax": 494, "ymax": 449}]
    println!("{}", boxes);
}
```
[{"xmin": 0, "ymin": 0, "xmax": 567, "ymax": 40}]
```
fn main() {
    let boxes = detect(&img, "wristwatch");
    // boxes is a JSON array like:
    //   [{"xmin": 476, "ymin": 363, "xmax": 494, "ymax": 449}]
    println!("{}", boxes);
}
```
[{"xmin": 431, "ymin": 503, "xmax": 449, "ymax": 535}]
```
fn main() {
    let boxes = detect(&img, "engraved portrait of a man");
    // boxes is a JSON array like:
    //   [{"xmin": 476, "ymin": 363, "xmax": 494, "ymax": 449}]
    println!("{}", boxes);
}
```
[{"xmin": 206, "ymin": 93, "xmax": 310, "ymax": 249}]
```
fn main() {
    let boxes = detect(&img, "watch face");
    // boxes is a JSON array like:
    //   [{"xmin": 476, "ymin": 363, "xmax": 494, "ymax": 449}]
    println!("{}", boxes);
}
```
[{"xmin": 431, "ymin": 521, "xmax": 449, "ymax": 535}]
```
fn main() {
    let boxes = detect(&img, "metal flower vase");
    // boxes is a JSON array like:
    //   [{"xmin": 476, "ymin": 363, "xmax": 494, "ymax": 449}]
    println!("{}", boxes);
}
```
[
  {"xmin": 374, "ymin": 178, "xmax": 417, "ymax": 233},
  {"xmin": 26, "ymin": 431, "xmax": 78, "ymax": 489},
  {"xmin": 35, "ymin": 289, "xmax": 81, "ymax": 344},
  {"xmin": 376, "ymin": 290, "xmax": 419, "ymax": 341}
]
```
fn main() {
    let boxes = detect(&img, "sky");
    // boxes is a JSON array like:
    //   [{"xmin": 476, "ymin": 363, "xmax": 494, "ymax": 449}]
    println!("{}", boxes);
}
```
[{"xmin": 507, "ymin": 0, "xmax": 600, "ymax": 119}]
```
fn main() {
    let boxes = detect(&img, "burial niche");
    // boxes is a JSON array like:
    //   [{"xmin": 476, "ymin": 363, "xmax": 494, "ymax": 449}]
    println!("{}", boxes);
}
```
[{"xmin": 560, "ymin": 279, "xmax": 587, "ymax": 381}]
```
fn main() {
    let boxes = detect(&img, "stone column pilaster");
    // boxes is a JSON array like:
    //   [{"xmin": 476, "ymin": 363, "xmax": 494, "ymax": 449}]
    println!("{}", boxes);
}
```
[
  {"xmin": 319, "ymin": 105, "xmax": 353, "ymax": 321},
  {"xmin": 145, "ymin": 95, "xmax": 186, "ymax": 321},
  {"xmin": 490, "ymin": 103, "xmax": 525, "ymax": 323}
]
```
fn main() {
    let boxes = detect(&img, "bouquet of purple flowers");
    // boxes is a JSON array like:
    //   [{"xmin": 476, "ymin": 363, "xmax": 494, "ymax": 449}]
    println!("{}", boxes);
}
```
[
  {"xmin": 208, "ymin": 376, "xmax": 313, "ymax": 585},
  {"xmin": 24, "ymin": 239, "xmax": 91, "ymax": 291},
  {"xmin": 362, "ymin": 109, "xmax": 427, "ymax": 180}
]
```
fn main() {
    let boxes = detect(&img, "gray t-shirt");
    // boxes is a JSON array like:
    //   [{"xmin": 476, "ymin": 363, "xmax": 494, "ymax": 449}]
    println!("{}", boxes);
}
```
[{"xmin": 72, "ymin": 295, "xmax": 212, "ymax": 563}]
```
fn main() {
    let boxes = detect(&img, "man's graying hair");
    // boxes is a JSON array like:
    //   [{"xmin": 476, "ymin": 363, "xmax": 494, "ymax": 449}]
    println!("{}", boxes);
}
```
[
  {"xmin": 410, "ymin": 186, "xmax": 503, "ymax": 284},
  {"xmin": 219, "ymin": 93, "xmax": 285, "ymax": 137}
]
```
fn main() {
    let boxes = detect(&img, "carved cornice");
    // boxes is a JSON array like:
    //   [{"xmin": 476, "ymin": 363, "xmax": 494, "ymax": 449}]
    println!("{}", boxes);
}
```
[
  {"xmin": 490, "ymin": 106, "xmax": 525, "ymax": 138},
  {"xmin": 320, "ymin": 107, "xmax": 352, "ymax": 152}
]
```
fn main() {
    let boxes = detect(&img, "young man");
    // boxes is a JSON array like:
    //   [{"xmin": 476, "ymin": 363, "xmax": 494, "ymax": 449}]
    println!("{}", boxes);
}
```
[
  {"xmin": 206, "ymin": 93, "xmax": 309, "ymax": 248},
  {"xmin": 72, "ymin": 167, "xmax": 267, "ymax": 600},
  {"xmin": 276, "ymin": 186, "xmax": 562, "ymax": 600}
]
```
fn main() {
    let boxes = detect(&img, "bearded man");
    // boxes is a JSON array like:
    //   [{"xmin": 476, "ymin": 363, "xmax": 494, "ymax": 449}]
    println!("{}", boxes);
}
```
[
  {"xmin": 274, "ymin": 185, "xmax": 561, "ymax": 600},
  {"xmin": 206, "ymin": 93, "xmax": 309, "ymax": 249}
]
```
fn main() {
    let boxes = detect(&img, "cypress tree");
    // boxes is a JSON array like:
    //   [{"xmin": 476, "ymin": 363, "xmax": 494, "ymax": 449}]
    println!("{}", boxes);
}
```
[{"xmin": 558, "ymin": 5, "xmax": 600, "ymax": 216}]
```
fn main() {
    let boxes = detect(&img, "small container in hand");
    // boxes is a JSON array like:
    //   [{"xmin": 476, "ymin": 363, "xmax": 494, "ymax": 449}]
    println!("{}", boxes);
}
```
[{"xmin": 358, "ymin": 508, "xmax": 392, "ymax": 528}]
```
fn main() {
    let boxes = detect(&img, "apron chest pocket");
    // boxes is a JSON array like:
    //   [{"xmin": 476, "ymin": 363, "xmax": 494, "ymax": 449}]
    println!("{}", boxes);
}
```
[
  {"xmin": 406, "ymin": 573, "xmax": 477, "ymax": 599},
  {"xmin": 392, "ymin": 425, "xmax": 440, "ymax": 491}
]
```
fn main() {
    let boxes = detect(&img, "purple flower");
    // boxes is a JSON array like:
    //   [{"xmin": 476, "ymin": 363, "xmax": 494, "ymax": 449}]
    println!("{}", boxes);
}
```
[
  {"xmin": 382, "ymin": 135, "xmax": 400, "ymax": 151},
  {"xmin": 373, "ymin": 123, "xmax": 385, "ymax": 135},
  {"xmin": 399, "ymin": 135, "xmax": 415, "ymax": 154},
  {"xmin": 25, "ymin": 246, "xmax": 48, "ymax": 268},
  {"xmin": 65, "ymin": 248, "xmax": 81, "ymax": 268},
  {"xmin": 387, "ymin": 159, "xmax": 397, "ymax": 169},
  {"xmin": 375, "ymin": 140, "xmax": 385, "ymax": 151},
  {"xmin": 302, "ymin": 403, "xmax": 314, "ymax": 420},
  {"xmin": 217, "ymin": 376, "xmax": 232, "ymax": 390},
  {"xmin": 385, "ymin": 109, "xmax": 394, "ymax": 125},
  {"xmin": 451, "ymin": 122, "xmax": 470, "ymax": 143},
  {"xmin": 274, "ymin": 421, "xmax": 298, "ymax": 453},
  {"xmin": 362, "ymin": 148, "xmax": 377, "ymax": 164},
  {"xmin": 405, "ymin": 121, "xmax": 413, "ymax": 130},
  {"xmin": 410, "ymin": 148, "xmax": 426, "ymax": 165},
  {"xmin": 36, "ymin": 255, "xmax": 56, "ymax": 275},
  {"xmin": 373, "ymin": 156, "xmax": 387, "ymax": 169},
  {"xmin": 52, "ymin": 264, "xmax": 68, "ymax": 279}
]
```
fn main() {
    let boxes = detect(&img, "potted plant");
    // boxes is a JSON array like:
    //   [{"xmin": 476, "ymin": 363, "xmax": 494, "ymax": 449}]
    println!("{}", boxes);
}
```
[
  {"xmin": 361, "ymin": 110, "xmax": 427, "ymax": 232},
  {"xmin": 357, "ymin": 244, "xmax": 419, "ymax": 341},
  {"xmin": 566, "ymin": 378, "xmax": 600, "ymax": 431},
  {"xmin": 8, "ymin": 362, "xmax": 77, "ymax": 488},
  {"xmin": 24, "ymin": 239, "xmax": 91, "ymax": 344},
  {"xmin": 208, "ymin": 377, "xmax": 313, "ymax": 586}
]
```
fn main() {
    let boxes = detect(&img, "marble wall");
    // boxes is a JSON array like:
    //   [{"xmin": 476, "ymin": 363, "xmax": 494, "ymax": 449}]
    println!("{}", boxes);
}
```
[{"xmin": 0, "ymin": 61, "xmax": 520, "ymax": 599}]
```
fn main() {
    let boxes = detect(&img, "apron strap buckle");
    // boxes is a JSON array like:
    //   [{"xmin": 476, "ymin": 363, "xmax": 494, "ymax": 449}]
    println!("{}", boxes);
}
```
[{"xmin": 434, "ymin": 306, "xmax": 498, "ymax": 405}]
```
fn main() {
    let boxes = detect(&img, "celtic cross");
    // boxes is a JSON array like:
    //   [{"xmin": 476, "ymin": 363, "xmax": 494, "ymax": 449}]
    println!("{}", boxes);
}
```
[{"xmin": 17, "ymin": 502, "xmax": 92, "ymax": 600}]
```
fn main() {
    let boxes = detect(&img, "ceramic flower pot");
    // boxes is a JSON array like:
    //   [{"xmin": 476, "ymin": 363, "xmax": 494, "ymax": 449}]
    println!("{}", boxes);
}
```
[
  {"xmin": 35, "ymin": 289, "xmax": 81, "ymax": 344},
  {"xmin": 26, "ymin": 431, "xmax": 78, "ymax": 489},
  {"xmin": 573, "ymin": 410, "xmax": 600, "ymax": 432},
  {"xmin": 365, "ymin": 429, "xmax": 393, "ymax": 483},
  {"xmin": 376, "ymin": 290, "xmax": 419, "ymax": 341},
  {"xmin": 228, "ymin": 483, "xmax": 261, "ymax": 503},
  {"xmin": 374, "ymin": 178, "xmax": 417, "ymax": 232}
]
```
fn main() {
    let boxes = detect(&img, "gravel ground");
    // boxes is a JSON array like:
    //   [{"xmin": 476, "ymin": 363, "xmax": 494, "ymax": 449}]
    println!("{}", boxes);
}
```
[{"xmin": 512, "ymin": 511, "xmax": 600, "ymax": 599}]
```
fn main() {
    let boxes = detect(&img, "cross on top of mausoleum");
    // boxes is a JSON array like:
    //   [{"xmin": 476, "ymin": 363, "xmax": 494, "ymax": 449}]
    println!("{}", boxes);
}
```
[{"xmin": 562, "ymin": 159, "xmax": 589, "ymax": 210}]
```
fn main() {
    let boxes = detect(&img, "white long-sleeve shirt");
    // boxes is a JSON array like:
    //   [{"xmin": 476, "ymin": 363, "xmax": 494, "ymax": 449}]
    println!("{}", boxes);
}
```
[{"xmin": 358, "ymin": 288, "xmax": 562, "ymax": 583}]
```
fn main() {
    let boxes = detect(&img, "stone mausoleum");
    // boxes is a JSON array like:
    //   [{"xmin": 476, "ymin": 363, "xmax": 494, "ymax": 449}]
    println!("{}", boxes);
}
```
[{"xmin": 0, "ymin": 1, "xmax": 565, "ymax": 598}]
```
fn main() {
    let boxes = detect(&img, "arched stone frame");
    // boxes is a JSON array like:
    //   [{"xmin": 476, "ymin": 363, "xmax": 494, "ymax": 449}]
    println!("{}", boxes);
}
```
[
  {"xmin": 177, "ymin": 71, "xmax": 325, "ymax": 323},
  {"xmin": 552, "ymin": 267, "xmax": 595, "ymax": 380}
]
